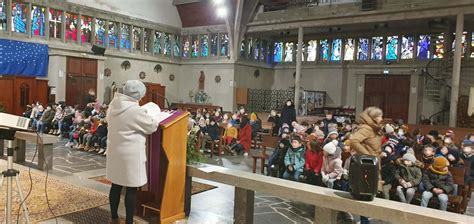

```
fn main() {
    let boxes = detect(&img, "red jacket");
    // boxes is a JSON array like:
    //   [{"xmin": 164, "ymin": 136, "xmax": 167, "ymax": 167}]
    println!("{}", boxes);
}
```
[
  {"xmin": 305, "ymin": 150, "xmax": 324, "ymax": 174},
  {"xmin": 239, "ymin": 124, "xmax": 252, "ymax": 152}
]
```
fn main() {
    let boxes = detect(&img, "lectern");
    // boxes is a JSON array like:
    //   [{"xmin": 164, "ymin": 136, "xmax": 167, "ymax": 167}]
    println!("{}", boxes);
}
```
[{"xmin": 137, "ymin": 110, "xmax": 189, "ymax": 223}]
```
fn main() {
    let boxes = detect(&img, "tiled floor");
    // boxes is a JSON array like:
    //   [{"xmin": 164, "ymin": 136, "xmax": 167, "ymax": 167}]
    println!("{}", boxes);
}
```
[{"xmin": 2, "ymin": 138, "xmax": 474, "ymax": 224}]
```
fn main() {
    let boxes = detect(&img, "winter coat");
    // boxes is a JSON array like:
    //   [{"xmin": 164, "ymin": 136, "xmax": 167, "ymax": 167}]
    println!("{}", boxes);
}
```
[
  {"xmin": 422, "ymin": 170, "xmax": 454, "ymax": 194},
  {"xmin": 238, "ymin": 124, "xmax": 252, "ymax": 151},
  {"xmin": 204, "ymin": 124, "xmax": 220, "ymax": 140},
  {"xmin": 250, "ymin": 120, "xmax": 262, "ymax": 138},
  {"xmin": 280, "ymin": 105, "xmax": 296, "ymax": 126},
  {"xmin": 95, "ymin": 124, "xmax": 108, "ymax": 138},
  {"xmin": 284, "ymin": 145, "xmax": 306, "ymax": 173},
  {"xmin": 461, "ymin": 154, "xmax": 474, "ymax": 177},
  {"xmin": 395, "ymin": 158, "xmax": 423, "ymax": 186},
  {"xmin": 40, "ymin": 109, "xmax": 55, "ymax": 123},
  {"xmin": 268, "ymin": 116, "xmax": 281, "ymax": 135},
  {"xmin": 321, "ymin": 150, "xmax": 343, "ymax": 179},
  {"xmin": 106, "ymin": 93, "xmax": 159, "ymax": 187},
  {"xmin": 305, "ymin": 150, "xmax": 324, "ymax": 174},
  {"xmin": 350, "ymin": 111, "xmax": 382, "ymax": 158},
  {"xmin": 381, "ymin": 160, "xmax": 396, "ymax": 185},
  {"xmin": 224, "ymin": 126, "xmax": 238, "ymax": 139}
]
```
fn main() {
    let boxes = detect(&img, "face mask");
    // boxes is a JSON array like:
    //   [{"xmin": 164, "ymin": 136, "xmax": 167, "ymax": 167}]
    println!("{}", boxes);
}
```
[
  {"xmin": 210, "ymin": 122, "xmax": 215, "ymax": 126},
  {"xmin": 270, "ymin": 111, "xmax": 276, "ymax": 116},
  {"xmin": 205, "ymin": 114, "xmax": 210, "ymax": 118},
  {"xmin": 447, "ymin": 154, "xmax": 455, "ymax": 161},
  {"xmin": 286, "ymin": 102, "xmax": 292, "ymax": 106},
  {"xmin": 240, "ymin": 109, "xmax": 245, "ymax": 114},
  {"xmin": 215, "ymin": 112, "xmax": 220, "ymax": 117},
  {"xmin": 281, "ymin": 133, "xmax": 288, "ymax": 139},
  {"xmin": 223, "ymin": 114, "xmax": 228, "ymax": 120},
  {"xmin": 398, "ymin": 130, "xmax": 404, "ymax": 136},
  {"xmin": 232, "ymin": 115, "xmax": 237, "ymax": 120},
  {"xmin": 444, "ymin": 138, "xmax": 452, "ymax": 144}
]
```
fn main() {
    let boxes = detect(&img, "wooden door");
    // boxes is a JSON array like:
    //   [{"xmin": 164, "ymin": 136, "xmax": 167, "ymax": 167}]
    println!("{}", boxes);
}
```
[
  {"xmin": 66, "ymin": 57, "xmax": 97, "ymax": 108},
  {"xmin": 140, "ymin": 83, "xmax": 166, "ymax": 108},
  {"xmin": 14, "ymin": 77, "xmax": 36, "ymax": 115},
  {"xmin": 364, "ymin": 75, "xmax": 410, "ymax": 122},
  {"xmin": 0, "ymin": 78, "xmax": 14, "ymax": 114},
  {"xmin": 36, "ymin": 79, "xmax": 49, "ymax": 106}
]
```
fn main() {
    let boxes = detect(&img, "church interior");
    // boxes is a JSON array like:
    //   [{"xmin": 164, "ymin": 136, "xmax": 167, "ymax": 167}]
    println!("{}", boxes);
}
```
[{"xmin": 1, "ymin": 0, "xmax": 474, "ymax": 223}]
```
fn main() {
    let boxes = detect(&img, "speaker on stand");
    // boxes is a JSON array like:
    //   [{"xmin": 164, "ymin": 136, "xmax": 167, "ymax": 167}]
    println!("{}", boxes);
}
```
[{"xmin": 91, "ymin": 45, "xmax": 106, "ymax": 56}]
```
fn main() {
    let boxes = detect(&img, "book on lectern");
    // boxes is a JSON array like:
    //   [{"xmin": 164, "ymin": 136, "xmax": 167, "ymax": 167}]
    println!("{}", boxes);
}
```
[{"xmin": 141, "ymin": 102, "xmax": 172, "ymax": 124}]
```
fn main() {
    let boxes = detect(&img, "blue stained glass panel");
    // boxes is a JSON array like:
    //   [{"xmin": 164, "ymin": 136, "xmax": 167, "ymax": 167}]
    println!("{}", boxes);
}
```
[
  {"xmin": 319, "ymin": 39, "xmax": 329, "ymax": 62},
  {"xmin": 220, "ymin": 33, "xmax": 229, "ymax": 56},
  {"xmin": 358, "ymin": 38, "xmax": 369, "ymax": 61},
  {"xmin": 254, "ymin": 40, "xmax": 260, "ymax": 60},
  {"xmin": 331, "ymin": 39, "xmax": 342, "ymax": 61},
  {"xmin": 174, "ymin": 35, "xmax": 180, "ymax": 58},
  {"xmin": 1, "ymin": 0, "xmax": 6, "ymax": 31},
  {"xmin": 120, "ymin": 24, "xmax": 130, "ymax": 49},
  {"xmin": 200, "ymin": 34, "xmax": 209, "ymax": 57},
  {"xmin": 12, "ymin": 1, "xmax": 26, "ymax": 33},
  {"xmin": 371, "ymin": 36, "xmax": 383, "ymax": 60},
  {"xmin": 273, "ymin": 42, "xmax": 283, "ymax": 63},
  {"xmin": 163, "ymin": 33, "xmax": 171, "ymax": 56},
  {"xmin": 31, "ymin": 6, "xmax": 45, "ymax": 36},
  {"xmin": 94, "ymin": 18, "xmax": 105, "ymax": 46},
  {"xmin": 386, "ymin": 36, "xmax": 398, "ymax": 60},
  {"xmin": 182, "ymin": 36, "xmax": 190, "ymax": 58},
  {"xmin": 417, "ymin": 35, "xmax": 430, "ymax": 59},
  {"xmin": 107, "ymin": 21, "xmax": 118, "ymax": 48},
  {"xmin": 401, "ymin": 36, "xmax": 414, "ymax": 59},
  {"xmin": 210, "ymin": 33, "xmax": 218, "ymax": 56},
  {"xmin": 154, "ymin": 31, "xmax": 162, "ymax": 54}
]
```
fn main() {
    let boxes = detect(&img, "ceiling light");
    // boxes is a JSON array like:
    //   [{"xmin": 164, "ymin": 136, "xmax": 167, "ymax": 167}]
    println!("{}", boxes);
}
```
[
  {"xmin": 217, "ymin": 7, "xmax": 227, "ymax": 18},
  {"xmin": 213, "ymin": 0, "xmax": 224, "ymax": 5}
]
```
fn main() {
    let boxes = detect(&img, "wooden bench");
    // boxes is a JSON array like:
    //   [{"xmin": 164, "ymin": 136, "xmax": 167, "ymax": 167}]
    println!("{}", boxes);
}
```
[
  {"xmin": 251, "ymin": 135, "xmax": 279, "ymax": 174},
  {"xmin": 2, "ymin": 131, "xmax": 58, "ymax": 171}
]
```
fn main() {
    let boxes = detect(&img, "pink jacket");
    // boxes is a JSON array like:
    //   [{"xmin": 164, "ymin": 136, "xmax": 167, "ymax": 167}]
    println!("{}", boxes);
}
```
[{"xmin": 321, "ymin": 153, "xmax": 343, "ymax": 179}]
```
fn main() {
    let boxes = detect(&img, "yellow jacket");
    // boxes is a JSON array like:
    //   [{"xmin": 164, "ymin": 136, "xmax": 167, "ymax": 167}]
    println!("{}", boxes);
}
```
[{"xmin": 224, "ymin": 126, "xmax": 238, "ymax": 139}]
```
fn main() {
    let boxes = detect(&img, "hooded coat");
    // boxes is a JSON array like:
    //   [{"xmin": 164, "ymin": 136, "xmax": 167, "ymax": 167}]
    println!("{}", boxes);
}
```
[
  {"xmin": 321, "ymin": 148, "xmax": 343, "ymax": 179},
  {"xmin": 106, "ymin": 93, "xmax": 159, "ymax": 187},
  {"xmin": 350, "ymin": 110, "xmax": 383, "ymax": 158},
  {"xmin": 395, "ymin": 158, "xmax": 424, "ymax": 186},
  {"xmin": 284, "ymin": 144, "xmax": 306, "ymax": 173},
  {"xmin": 280, "ymin": 103, "xmax": 297, "ymax": 126}
]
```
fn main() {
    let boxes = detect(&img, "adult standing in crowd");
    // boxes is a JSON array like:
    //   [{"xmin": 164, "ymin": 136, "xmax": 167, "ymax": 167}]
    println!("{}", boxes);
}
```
[
  {"xmin": 84, "ymin": 88, "xmax": 96, "ymax": 108},
  {"xmin": 281, "ymin": 99, "xmax": 297, "ymax": 128},
  {"xmin": 106, "ymin": 80, "xmax": 159, "ymax": 224}
]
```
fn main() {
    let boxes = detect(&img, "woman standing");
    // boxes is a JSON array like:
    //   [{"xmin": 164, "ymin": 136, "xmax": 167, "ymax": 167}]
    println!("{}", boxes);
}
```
[
  {"xmin": 280, "ymin": 99, "xmax": 297, "ymax": 127},
  {"xmin": 106, "ymin": 80, "xmax": 159, "ymax": 224}
]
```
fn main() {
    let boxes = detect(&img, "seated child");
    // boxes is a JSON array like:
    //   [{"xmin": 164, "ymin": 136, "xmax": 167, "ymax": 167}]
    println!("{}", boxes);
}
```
[
  {"xmin": 321, "ymin": 140, "xmax": 343, "ymax": 189},
  {"xmin": 223, "ymin": 123, "xmax": 238, "ymax": 147},
  {"xmin": 250, "ymin": 113, "xmax": 261, "ymax": 139},
  {"xmin": 324, "ymin": 130, "xmax": 339, "ymax": 145},
  {"xmin": 420, "ymin": 156, "xmax": 455, "ymax": 211},
  {"xmin": 283, "ymin": 135, "xmax": 305, "ymax": 181},
  {"xmin": 301, "ymin": 140, "xmax": 324, "ymax": 185},
  {"xmin": 395, "ymin": 152, "xmax": 423, "ymax": 204},
  {"xmin": 267, "ymin": 127, "xmax": 291, "ymax": 177},
  {"xmin": 417, "ymin": 144, "xmax": 435, "ymax": 169},
  {"xmin": 201, "ymin": 118, "xmax": 220, "ymax": 150},
  {"xmin": 95, "ymin": 119, "xmax": 108, "ymax": 154},
  {"xmin": 446, "ymin": 150, "xmax": 464, "ymax": 168},
  {"xmin": 461, "ymin": 146, "xmax": 474, "ymax": 184},
  {"xmin": 380, "ymin": 147, "xmax": 396, "ymax": 200}
]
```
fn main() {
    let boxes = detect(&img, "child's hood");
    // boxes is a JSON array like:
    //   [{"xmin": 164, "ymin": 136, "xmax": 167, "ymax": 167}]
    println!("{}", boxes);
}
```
[{"xmin": 395, "ymin": 157, "xmax": 424, "ymax": 169}]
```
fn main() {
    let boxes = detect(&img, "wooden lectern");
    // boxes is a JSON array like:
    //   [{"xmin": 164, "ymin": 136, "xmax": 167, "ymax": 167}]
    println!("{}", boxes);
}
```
[{"xmin": 137, "ymin": 110, "xmax": 189, "ymax": 223}]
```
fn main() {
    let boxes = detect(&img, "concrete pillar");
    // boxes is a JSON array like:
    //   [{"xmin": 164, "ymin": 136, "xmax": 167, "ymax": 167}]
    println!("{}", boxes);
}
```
[
  {"xmin": 234, "ymin": 187, "xmax": 254, "ymax": 224},
  {"xmin": 314, "ymin": 206, "xmax": 337, "ymax": 224},
  {"xmin": 294, "ymin": 27, "xmax": 303, "ymax": 115},
  {"xmin": 449, "ymin": 13, "xmax": 464, "ymax": 127}
]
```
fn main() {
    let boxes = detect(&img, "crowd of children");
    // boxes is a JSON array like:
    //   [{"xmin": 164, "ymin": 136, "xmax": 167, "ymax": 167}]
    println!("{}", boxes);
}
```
[{"xmin": 24, "ymin": 101, "xmax": 109, "ymax": 155}]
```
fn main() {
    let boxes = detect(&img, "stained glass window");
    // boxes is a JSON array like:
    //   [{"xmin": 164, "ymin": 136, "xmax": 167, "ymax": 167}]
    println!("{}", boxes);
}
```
[
  {"xmin": 49, "ymin": 9, "xmax": 62, "ymax": 39},
  {"xmin": 191, "ymin": 35, "xmax": 199, "ymax": 57},
  {"xmin": 120, "ymin": 24, "xmax": 131, "ymax": 49},
  {"xmin": 371, "ymin": 37, "xmax": 383, "ymax": 60},
  {"xmin": 220, "ymin": 33, "xmax": 229, "ymax": 57},
  {"xmin": 210, "ymin": 33, "xmax": 218, "ymax": 56},
  {"xmin": 284, "ymin": 42, "xmax": 294, "ymax": 62},
  {"xmin": 81, "ymin": 16, "xmax": 92, "ymax": 43},
  {"xmin": 200, "ymin": 34, "xmax": 209, "ymax": 57},
  {"xmin": 417, "ymin": 35, "xmax": 430, "ymax": 60},
  {"xmin": 31, "ymin": 6, "xmax": 45, "ymax": 36},
  {"xmin": 154, "ymin": 31, "xmax": 162, "ymax": 54},
  {"xmin": 94, "ymin": 18, "xmax": 105, "ymax": 46},
  {"xmin": 357, "ymin": 38, "xmax": 369, "ymax": 61},
  {"xmin": 65, "ymin": 13, "xmax": 78, "ymax": 41},
  {"xmin": 319, "ymin": 39, "xmax": 329, "ymax": 62},
  {"xmin": 132, "ymin": 26, "xmax": 141, "ymax": 51},
  {"xmin": 471, "ymin": 33, "xmax": 474, "ymax": 58},
  {"xmin": 182, "ymin": 36, "xmax": 190, "ymax": 58},
  {"xmin": 240, "ymin": 41, "xmax": 246, "ymax": 58},
  {"xmin": 0, "ymin": 0, "xmax": 6, "ymax": 31},
  {"xmin": 401, "ymin": 36, "xmax": 414, "ymax": 59},
  {"xmin": 452, "ymin": 32, "xmax": 467, "ymax": 57},
  {"xmin": 144, "ymin": 29, "xmax": 152, "ymax": 52},
  {"xmin": 433, "ymin": 34, "xmax": 444, "ymax": 59},
  {"xmin": 307, "ymin": 40, "xmax": 317, "ymax": 62},
  {"xmin": 266, "ymin": 42, "xmax": 272, "ymax": 64},
  {"xmin": 254, "ymin": 39, "xmax": 260, "ymax": 60},
  {"xmin": 247, "ymin": 38, "xmax": 253, "ymax": 59},
  {"xmin": 173, "ymin": 35, "xmax": 180, "ymax": 58},
  {"xmin": 344, "ymin": 38, "xmax": 355, "ymax": 61},
  {"xmin": 260, "ymin": 40, "xmax": 267, "ymax": 61},
  {"xmin": 331, "ymin": 39, "xmax": 342, "ymax": 61},
  {"xmin": 162, "ymin": 33, "xmax": 171, "ymax": 56},
  {"xmin": 274, "ymin": 42, "xmax": 283, "ymax": 63},
  {"xmin": 386, "ymin": 36, "xmax": 398, "ymax": 61},
  {"xmin": 108, "ymin": 21, "xmax": 118, "ymax": 48},
  {"xmin": 12, "ymin": 1, "xmax": 27, "ymax": 33}
]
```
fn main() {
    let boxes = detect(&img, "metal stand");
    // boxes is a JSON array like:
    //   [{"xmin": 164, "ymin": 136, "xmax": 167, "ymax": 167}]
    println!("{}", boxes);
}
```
[{"xmin": 0, "ymin": 129, "xmax": 30, "ymax": 224}]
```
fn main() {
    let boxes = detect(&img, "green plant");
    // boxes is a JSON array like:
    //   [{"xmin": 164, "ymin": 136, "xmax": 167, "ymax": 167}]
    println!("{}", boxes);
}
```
[{"xmin": 186, "ymin": 133, "xmax": 203, "ymax": 165}]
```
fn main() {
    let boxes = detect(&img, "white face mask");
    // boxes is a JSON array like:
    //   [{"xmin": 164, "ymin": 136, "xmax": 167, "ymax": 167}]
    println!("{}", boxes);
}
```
[
  {"xmin": 270, "ymin": 111, "xmax": 276, "ymax": 116},
  {"xmin": 232, "ymin": 115, "xmax": 237, "ymax": 120},
  {"xmin": 286, "ymin": 102, "xmax": 292, "ymax": 106},
  {"xmin": 210, "ymin": 122, "xmax": 215, "ymax": 126},
  {"xmin": 398, "ymin": 130, "xmax": 404, "ymax": 136},
  {"xmin": 223, "ymin": 114, "xmax": 229, "ymax": 120},
  {"xmin": 239, "ymin": 109, "xmax": 245, "ymax": 114}
]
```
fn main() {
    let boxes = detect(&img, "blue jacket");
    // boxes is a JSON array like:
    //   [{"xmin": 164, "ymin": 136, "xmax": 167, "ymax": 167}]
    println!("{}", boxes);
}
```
[{"xmin": 284, "ymin": 145, "xmax": 306, "ymax": 172}]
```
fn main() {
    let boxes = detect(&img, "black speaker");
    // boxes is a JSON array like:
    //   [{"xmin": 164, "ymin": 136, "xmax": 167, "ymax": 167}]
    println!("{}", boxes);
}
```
[
  {"xmin": 349, "ymin": 154, "xmax": 379, "ymax": 201},
  {"xmin": 91, "ymin": 45, "xmax": 106, "ymax": 55},
  {"xmin": 361, "ymin": 0, "xmax": 376, "ymax": 11}
]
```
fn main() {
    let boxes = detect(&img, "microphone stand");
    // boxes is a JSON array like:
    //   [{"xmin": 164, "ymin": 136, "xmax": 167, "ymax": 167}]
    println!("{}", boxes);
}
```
[{"xmin": 150, "ymin": 92, "xmax": 171, "ymax": 110}]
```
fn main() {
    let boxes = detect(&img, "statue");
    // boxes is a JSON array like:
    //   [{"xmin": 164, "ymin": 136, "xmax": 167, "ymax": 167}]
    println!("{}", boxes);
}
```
[{"xmin": 199, "ymin": 71, "xmax": 205, "ymax": 90}]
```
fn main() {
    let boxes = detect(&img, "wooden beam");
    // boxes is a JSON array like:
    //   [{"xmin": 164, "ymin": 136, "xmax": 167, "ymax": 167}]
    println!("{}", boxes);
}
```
[{"xmin": 172, "ymin": 0, "xmax": 203, "ymax": 6}]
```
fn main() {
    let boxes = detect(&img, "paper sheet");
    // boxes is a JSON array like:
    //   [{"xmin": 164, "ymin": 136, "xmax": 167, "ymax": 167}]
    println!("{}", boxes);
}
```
[
  {"xmin": 141, "ymin": 102, "xmax": 172, "ymax": 124},
  {"xmin": 198, "ymin": 166, "xmax": 227, "ymax": 173}
]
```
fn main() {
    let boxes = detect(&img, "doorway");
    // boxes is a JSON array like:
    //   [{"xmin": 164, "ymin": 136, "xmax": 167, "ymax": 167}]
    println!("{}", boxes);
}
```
[
  {"xmin": 66, "ymin": 57, "xmax": 97, "ymax": 108},
  {"xmin": 364, "ymin": 75, "xmax": 410, "ymax": 122}
]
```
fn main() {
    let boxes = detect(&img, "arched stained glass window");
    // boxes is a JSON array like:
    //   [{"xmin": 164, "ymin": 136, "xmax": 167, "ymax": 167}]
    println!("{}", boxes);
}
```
[
  {"xmin": 284, "ymin": 42, "xmax": 294, "ymax": 62},
  {"xmin": 163, "ymin": 33, "xmax": 171, "ymax": 56},
  {"xmin": 154, "ymin": 31, "xmax": 162, "ymax": 54},
  {"xmin": 173, "ymin": 35, "xmax": 180, "ymax": 58},
  {"xmin": 210, "ymin": 33, "xmax": 218, "ymax": 56},
  {"xmin": 191, "ymin": 35, "xmax": 199, "ymax": 57},
  {"xmin": 31, "ymin": 6, "xmax": 45, "ymax": 36},
  {"xmin": 220, "ymin": 33, "xmax": 229, "ymax": 57},
  {"xmin": 433, "ymin": 34, "xmax": 444, "ymax": 59},
  {"xmin": 12, "ymin": 1, "xmax": 27, "ymax": 33},
  {"xmin": 120, "ymin": 24, "xmax": 131, "ymax": 49},
  {"xmin": 144, "ymin": 29, "xmax": 152, "ymax": 52},
  {"xmin": 452, "ymin": 31, "xmax": 467, "ymax": 58},
  {"xmin": 108, "ymin": 21, "xmax": 118, "ymax": 48},
  {"xmin": 65, "ymin": 13, "xmax": 78, "ymax": 42},
  {"xmin": 94, "ymin": 18, "xmax": 106, "ymax": 46},
  {"xmin": 182, "ymin": 35, "xmax": 190, "ymax": 58},
  {"xmin": 81, "ymin": 16, "xmax": 92, "ymax": 43},
  {"xmin": 132, "ymin": 26, "xmax": 141, "ymax": 50},
  {"xmin": 386, "ymin": 36, "xmax": 398, "ymax": 61},
  {"xmin": 273, "ymin": 42, "xmax": 283, "ymax": 63},
  {"xmin": 319, "ymin": 39, "xmax": 329, "ymax": 62}
]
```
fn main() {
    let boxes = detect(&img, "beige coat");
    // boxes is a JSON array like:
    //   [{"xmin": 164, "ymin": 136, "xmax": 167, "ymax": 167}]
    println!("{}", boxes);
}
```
[{"xmin": 106, "ymin": 93, "xmax": 159, "ymax": 187}]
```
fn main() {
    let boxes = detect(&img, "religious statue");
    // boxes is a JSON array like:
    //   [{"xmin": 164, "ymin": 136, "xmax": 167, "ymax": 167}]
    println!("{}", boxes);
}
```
[{"xmin": 198, "ymin": 71, "xmax": 205, "ymax": 90}]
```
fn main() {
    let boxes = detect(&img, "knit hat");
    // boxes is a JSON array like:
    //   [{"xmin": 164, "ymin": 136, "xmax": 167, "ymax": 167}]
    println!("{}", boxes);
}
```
[
  {"xmin": 323, "ymin": 141, "xmax": 337, "ymax": 154},
  {"xmin": 250, "ymin": 113, "xmax": 257, "ymax": 122},
  {"xmin": 430, "ymin": 157, "xmax": 449, "ymax": 175},
  {"xmin": 385, "ymin": 124, "xmax": 394, "ymax": 134},
  {"xmin": 344, "ymin": 140, "xmax": 351, "ymax": 146},
  {"xmin": 402, "ymin": 153, "xmax": 417, "ymax": 163},
  {"xmin": 327, "ymin": 130, "xmax": 338, "ymax": 138},
  {"xmin": 123, "ymin": 80, "xmax": 146, "ymax": 100}
]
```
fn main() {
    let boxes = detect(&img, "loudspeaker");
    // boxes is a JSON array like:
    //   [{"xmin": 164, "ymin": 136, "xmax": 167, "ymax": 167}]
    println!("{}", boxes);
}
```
[
  {"xmin": 349, "ymin": 154, "xmax": 379, "ymax": 201},
  {"xmin": 361, "ymin": 0, "xmax": 376, "ymax": 11},
  {"xmin": 91, "ymin": 45, "xmax": 106, "ymax": 55}
]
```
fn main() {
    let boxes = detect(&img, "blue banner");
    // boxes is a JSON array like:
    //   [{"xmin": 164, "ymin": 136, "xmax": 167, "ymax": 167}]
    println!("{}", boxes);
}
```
[{"xmin": 0, "ymin": 39, "xmax": 49, "ymax": 77}]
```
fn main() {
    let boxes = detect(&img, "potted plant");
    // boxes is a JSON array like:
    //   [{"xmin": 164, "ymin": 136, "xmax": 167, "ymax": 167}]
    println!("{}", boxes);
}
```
[{"xmin": 184, "ymin": 132, "xmax": 203, "ymax": 216}]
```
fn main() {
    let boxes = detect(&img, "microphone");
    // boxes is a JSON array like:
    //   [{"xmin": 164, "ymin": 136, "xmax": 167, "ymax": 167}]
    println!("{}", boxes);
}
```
[{"xmin": 149, "ymin": 92, "xmax": 171, "ymax": 109}]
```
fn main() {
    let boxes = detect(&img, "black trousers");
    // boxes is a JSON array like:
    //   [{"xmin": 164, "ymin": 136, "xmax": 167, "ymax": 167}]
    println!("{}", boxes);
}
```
[{"xmin": 109, "ymin": 183, "xmax": 137, "ymax": 224}]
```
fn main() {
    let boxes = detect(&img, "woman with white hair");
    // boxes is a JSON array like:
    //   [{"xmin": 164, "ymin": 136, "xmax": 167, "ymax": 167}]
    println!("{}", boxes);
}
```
[{"xmin": 106, "ymin": 80, "xmax": 159, "ymax": 224}]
